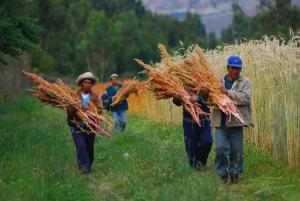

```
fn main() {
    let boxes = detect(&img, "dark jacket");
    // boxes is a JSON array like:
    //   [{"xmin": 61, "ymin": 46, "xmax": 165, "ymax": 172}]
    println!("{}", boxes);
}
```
[
  {"xmin": 173, "ymin": 95, "xmax": 210, "ymax": 124},
  {"xmin": 101, "ymin": 84, "xmax": 128, "ymax": 112},
  {"xmin": 67, "ymin": 88, "xmax": 103, "ymax": 129}
]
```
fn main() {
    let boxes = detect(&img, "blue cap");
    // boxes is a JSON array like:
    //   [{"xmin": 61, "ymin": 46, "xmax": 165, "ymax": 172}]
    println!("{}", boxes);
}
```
[{"xmin": 227, "ymin": 55, "xmax": 243, "ymax": 68}]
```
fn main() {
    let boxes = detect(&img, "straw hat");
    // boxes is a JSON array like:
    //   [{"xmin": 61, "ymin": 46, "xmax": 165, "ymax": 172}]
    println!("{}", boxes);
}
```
[
  {"xmin": 110, "ymin": 73, "xmax": 119, "ymax": 79},
  {"xmin": 76, "ymin": 72, "xmax": 98, "ymax": 85}
]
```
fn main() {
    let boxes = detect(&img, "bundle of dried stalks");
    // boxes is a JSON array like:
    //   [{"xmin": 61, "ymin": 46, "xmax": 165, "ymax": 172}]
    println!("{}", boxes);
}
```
[
  {"xmin": 111, "ymin": 79, "xmax": 140, "ymax": 107},
  {"xmin": 135, "ymin": 59, "xmax": 209, "ymax": 125},
  {"xmin": 22, "ymin": 71, "xmax": 112, "ymax": 138},
  {"xmin": 157, "ymin": 44, "xmax": 244, "ymax": 123}
]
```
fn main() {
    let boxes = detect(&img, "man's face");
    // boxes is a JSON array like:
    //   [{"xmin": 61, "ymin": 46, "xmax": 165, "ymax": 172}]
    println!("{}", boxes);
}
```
[
  {"xmin": 80, "ymin": 79, "xmax": 93, "ymax": 92},
  {"xmin": 227, "ymin": 66, "xmax": 241, "ymax": 81},
  {"xmin": 111, "ymin": 77, "xmax": 119, "ymax": 86}
]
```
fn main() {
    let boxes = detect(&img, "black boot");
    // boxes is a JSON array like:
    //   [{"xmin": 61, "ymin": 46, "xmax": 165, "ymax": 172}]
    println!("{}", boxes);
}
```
[
  {"xmin": 194, "ymin": 161, "xmax": 208, "ymax": 171},
  {"xmin": 80, "ymin": 168, "xmax": 91, "ymax": 174},
  {"xmin": 221, "ymin": 172, "xmax": 228, "ymax": 184},
  {"xmin": 230, "ymin": 173, "xmax": 239, "ymax": 184},
  {"xmin": 120, "ymin": 122, "xmax": 126, "ymax": 131},
  {"xmin": 79, "ymin": 166, "xmax": 91, "ymax": 174}
]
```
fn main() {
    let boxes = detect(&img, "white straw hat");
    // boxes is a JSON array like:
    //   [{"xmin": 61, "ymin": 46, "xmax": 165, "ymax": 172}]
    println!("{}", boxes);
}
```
[
  {"xmin": 110, "ymin": 73, "xmax": 119, "ymax": 79},
  {"xmin": 76, "ymin": 72, "xmax": 98, "ymax": 85}
]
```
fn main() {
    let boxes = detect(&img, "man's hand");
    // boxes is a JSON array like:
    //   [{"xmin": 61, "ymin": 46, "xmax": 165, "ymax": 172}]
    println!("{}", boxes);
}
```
[
  {"xmin": 173, "ymin": 94, "xmax": 184, "ymax": 102},
  {"xmin": 189, "ymin": 94, "xmax": 198, "ymax": 102},
  {"xmin": 67, "ymin": 106, "xmax": 77, "ymax": 116},
  {"xmin": 199, "ymin": 87, "xmax": 210, "ymax": 98},
  {"xmin": 220, "ymin": 86, "xmax": 228, "ymax": 95}
]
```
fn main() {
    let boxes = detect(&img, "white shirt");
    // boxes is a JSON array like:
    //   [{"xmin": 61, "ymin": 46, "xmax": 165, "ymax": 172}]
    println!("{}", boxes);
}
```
[{"xmin": 81, "ymin": 92, "xmax": 90, "ymax": 99}]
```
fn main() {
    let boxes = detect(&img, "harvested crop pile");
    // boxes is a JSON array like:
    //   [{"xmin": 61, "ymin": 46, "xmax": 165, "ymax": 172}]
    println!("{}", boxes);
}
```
[
  {"xmin": 22, "ymin": 71, "xmax": 112, "ymax": 138},
  {"xmin": 161, "ymin": 44, "xmax": 244, "ymax": 123},
  {"xmin": 111, "ymin": 79, "xmax": 140, "ymax": 107},
  {"xmin": 136, "ymin": 44, "xmax": 244, "ymax": 123},
  {"xmin": 135, "ymin": 59, "xmax": 209, "ymax": 126}
]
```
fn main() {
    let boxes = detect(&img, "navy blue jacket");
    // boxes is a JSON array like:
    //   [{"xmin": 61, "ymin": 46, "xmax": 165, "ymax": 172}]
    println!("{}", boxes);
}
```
[
  {"xmin": 102, "ymin": 84, "xmax": 128, "ymax": 112},
  {"xmin": 173, "ymin": 95, "xmax": 210, "ymax": 124}
]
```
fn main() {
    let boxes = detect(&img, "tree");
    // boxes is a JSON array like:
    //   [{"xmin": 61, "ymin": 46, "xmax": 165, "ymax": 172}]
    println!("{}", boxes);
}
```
[
  {"xmin": 208, "ymin": 32, "xmax": 217, "ymax": 49},
  {"xmin": 252, "ymin": 0, "xmax": 300, "ymax": 38},
  {"xmin": 77, "ymin": 10, "xmax": 113, "ymax": 81},
  {"xmin": 91, "ymin": 0, "xmax": 145, "ymax": 17},
  {"xmin": 0, "ymin": 0, "xmax": 42, "ymax": 64},
  {"xmin": 231, "ymin": 3, "xmax": 250, "ymax": 40},
  {"xmin": 33, "ymin": 0, "xmax": 75, "ymax": 75},
  {"xmin": 182, "ymin": 11, "xmax": 207, "ymax": 47},
  {"xmin": 221, "ymin": 3, "xmax": 250, "ymax": 43},
  {"xmin": 221, "ymin": 27, "xmax": 235, "ymax": 44},
  {"xmin": 110, "ymin": 10, "xmax": 141, "ymax": 76}
]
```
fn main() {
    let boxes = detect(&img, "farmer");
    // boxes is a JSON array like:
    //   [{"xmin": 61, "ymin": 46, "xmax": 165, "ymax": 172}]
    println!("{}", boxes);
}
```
[
  {"xmin": 173, "ymin": 88, "xmax": 213, "ymax": 170},
  {"xmin": 211, "ymin": 55, "xmax": 252, "ymax": 184},
  {"xmin": 67, "ymin": 72, "xmax": 103, "ymax": 174},
  {"xmin": 102, "ymin": 73, "xmax": 128, "ymax": 132}
]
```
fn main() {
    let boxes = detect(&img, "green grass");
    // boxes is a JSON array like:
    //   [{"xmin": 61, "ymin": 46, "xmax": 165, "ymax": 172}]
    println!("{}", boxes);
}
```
[{"xmin": 0, "ymin": 96, "xmax": 299, "ymax": 201}]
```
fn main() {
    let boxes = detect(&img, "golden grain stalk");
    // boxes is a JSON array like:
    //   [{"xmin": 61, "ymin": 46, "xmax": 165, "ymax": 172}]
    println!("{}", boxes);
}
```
[
  {"xmin": 135, "ymin": 59, "xmax": 209, "ymax": 126},
  {"xmin": 111, "ymin": 79, "xmax": 140, "ymax": 107},
  {"xmin": 128, "ymin": 36, "xmax": 299, "ymax": 167},
  {"xmin": 157, "ymin": 44, "xmax": 244, "ymax": 123},
  {"xmin": 22, "ymin": 71, "xmax": 112, "ymax": 139}
]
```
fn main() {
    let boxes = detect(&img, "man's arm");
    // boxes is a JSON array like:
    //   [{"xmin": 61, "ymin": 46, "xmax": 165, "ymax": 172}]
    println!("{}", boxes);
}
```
[
  {"xmin": 173, "ymin": 94, "xmax": 183, "ymax": 106},
  {"xmin": 101, "ymin": 91, "xmax": 113, "ymax": 110},
  {"xmin": 173, "ymin": 93, "xmax": 206, "ymax": 106},
  {"xmin": 66, "ymin": 106, "xmax": 77, "ymax": 127},
  {"xmin": 227, "ymin": 79, "xmax": 252, "ymax": 106}
]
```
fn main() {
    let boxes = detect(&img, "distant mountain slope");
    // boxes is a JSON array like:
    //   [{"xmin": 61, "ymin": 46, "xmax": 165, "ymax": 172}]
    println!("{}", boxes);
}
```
[{"xmin": 142, "ymin": 0, "xmax": 300, "ymax": 36}]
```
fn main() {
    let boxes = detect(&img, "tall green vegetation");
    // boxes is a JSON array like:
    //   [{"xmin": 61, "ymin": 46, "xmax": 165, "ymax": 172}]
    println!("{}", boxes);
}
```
[
  {"xmin": 0, "ymin": 0, "xmax": 42, "ymax": 64},
  {"xmin": 1, "ymin": 0, "xmax": 300, "ymax": 79},
  {"xmin": 28, "ymin": 0, "xmax": 208, "ymax": 79},
  {"xmin": 221, "ymin": 0, "xmax": 300, "ymax": 43}
]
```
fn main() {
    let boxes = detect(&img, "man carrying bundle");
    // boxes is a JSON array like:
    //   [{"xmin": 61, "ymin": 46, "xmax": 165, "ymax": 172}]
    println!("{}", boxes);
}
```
[
  {"xmin": 173, "ymin": 88, "xmax": 213, "ymax": 170},
  {"xmin": 67, "ymin": 72, "xmax": 103, "ymax": 174},
  {"xmin": 211, "ymin": 55, "xmax": 252, "ymax": 184},
  {"xmin": 102, "ymin": 73, "xmax": 128, "ymax": 132}
]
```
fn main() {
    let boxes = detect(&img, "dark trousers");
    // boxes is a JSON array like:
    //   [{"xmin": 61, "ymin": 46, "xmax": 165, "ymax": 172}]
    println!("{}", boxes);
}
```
[
  {"xmin": 71, "ymin": 128, "xmax": 95, "ymax": 171},
  {"xmin": 183, "ymin": 120, "xmax": 213, "ymax": 169}
]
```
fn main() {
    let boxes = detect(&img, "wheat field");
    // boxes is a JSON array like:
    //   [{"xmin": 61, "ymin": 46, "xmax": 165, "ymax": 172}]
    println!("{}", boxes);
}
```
[{"xmin": 94, "ymin": 36, "xmax": 300, "ymax": 167}]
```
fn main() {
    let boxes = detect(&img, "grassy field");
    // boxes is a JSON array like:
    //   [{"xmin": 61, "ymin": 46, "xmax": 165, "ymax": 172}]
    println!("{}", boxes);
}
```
[{"xmin": 0, "ymin": 96, "xmax": 299, "ymax": 201}]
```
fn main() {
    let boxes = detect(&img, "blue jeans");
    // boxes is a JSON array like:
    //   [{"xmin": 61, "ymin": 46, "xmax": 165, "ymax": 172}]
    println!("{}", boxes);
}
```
[
  {"xmin": 71, "ymin": 128, "xmax": 95, "ymax": 171},
  {"xmin": 112, "ymin": 110, "xmax": 127, "ymax": 131},
  {"xmin": 183, "ymin": 120, "xmax": 213, "ymax": 169},
  {"xmin": 215, "ymin": 126, "xmax": 243, "ymax": 176}
]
